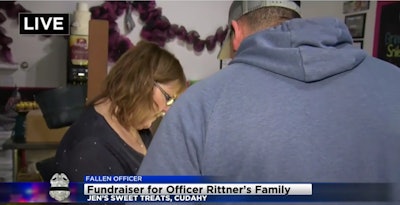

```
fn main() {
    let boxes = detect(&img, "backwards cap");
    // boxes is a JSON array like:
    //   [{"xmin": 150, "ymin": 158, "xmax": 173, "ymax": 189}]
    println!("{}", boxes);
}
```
[{"xmin": 217, "ymin": 0, "xmax": 301, "ymax": 60}]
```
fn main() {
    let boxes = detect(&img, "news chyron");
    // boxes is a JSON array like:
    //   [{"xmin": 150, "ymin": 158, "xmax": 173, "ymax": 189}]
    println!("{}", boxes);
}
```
[{"xmin": 19, "ymin": 13, "xmax": 69, "ymax": 35}]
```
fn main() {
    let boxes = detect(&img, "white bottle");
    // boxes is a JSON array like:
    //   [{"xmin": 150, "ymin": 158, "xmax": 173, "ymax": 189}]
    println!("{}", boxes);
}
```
[{"xmin": 69, "ymin": 2, "xmax": 91, "ymax": 66}]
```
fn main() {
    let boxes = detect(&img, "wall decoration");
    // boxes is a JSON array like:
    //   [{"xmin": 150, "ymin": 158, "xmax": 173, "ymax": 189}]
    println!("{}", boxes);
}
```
[
  {"xmin": 343, "ymin": 1, "xmax": 370, "ymax": 14},
  {"xmin": 353, "ymin": 40, "xmax": 363, "ymax": 49},
  {"xmin": 373, "ymin": 1, "xmax": 400, "ymax": 67},
  {"xmin": 345, "ymin": 13, "xmax": 366, "ymax": 39},
  {"xmin": 0, "ymin": 1, "xmax": 228, "ymax": 64},
  {"xmin": 90, "ymin": 1, "xmax": 228, "ymax": 62},
  {"xmin": 0, "ymin": 2, "xmax": 30, "ymax": 63}
]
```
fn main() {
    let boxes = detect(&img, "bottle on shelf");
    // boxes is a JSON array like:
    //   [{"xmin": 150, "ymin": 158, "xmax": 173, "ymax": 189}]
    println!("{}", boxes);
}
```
[{"xmin": 67, "ymin": 2, "xmax": 91, "ymax": 85}]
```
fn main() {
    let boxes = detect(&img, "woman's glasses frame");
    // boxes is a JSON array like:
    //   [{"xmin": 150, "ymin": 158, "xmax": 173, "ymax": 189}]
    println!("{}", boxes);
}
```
[{"xmin": 154, "ymin": 82, "xmax": 175, "ymax": 106}]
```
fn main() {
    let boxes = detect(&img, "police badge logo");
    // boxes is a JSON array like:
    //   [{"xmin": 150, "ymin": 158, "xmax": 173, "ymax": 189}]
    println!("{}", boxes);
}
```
[{"xmin": 49, "ymin": 173, "xmax": 70, "ymax": 202}]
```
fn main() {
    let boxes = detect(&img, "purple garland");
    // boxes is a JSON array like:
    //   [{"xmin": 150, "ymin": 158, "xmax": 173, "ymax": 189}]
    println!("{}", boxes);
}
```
[
  {"xmin": 0, "ymin": 1, "xmax": 30, "ymax": 63},
  {"xmin": 90, "ymin": 1, "xmax": 228, "ymax": 62},
  {"xmin": 0, "ymin": 1, "xmax": 228, "ymax": 64}
]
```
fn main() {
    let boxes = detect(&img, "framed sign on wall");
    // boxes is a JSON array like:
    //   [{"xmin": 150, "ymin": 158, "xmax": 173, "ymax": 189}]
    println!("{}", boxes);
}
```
[
  {"xmin": 345, "ymin": 13, "xmax": 366, "ymax": 39},
  {"xmin": 343, "ymin": 1, "xmax": 370, "ymax": 14},
  {"xmin": 353, "ymin": 40, "xmax": 363, "ymax": 49},
  {"xmin": 373, "ymin": 2, "xmax": 400, "ymax": 67}
]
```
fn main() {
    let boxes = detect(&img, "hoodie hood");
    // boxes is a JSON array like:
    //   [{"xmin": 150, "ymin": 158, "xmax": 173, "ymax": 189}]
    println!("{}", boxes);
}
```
[{"xmin": 232, "ymin": 17, "xmax": 367, "ymax": 82}]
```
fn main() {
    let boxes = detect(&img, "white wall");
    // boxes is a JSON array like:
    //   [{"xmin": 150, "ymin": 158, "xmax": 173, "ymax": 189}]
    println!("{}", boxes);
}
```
[
  {"xmin": 0, "ymin": 1, "xmax": 229, "ymax": 87},
  {"xmin": 0, "ymin": 1, "xmax": 378, "ymax": 87},
  {"xmin": 0, "ymin": 1, "xmax": 102, "ymax": 87},
  {"xmin": 301, "ymin": 1, "xmax": 377, "ymax": 55}
]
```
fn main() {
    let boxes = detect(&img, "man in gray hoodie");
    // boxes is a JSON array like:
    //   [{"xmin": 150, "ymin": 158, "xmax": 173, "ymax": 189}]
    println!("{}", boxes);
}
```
[{"xmin": 139, "ymin": 1, "xmax": 400, "ymax": 203}]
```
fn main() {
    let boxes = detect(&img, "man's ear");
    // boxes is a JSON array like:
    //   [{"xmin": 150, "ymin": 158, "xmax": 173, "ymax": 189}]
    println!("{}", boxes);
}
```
[{"xmin": 231, "ymin": 20, "xmax": 244, "ymax": 52}]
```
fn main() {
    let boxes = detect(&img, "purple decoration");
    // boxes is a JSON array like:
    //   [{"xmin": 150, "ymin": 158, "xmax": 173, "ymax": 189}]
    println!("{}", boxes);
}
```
[
  {"xmin": 138, "ymin": 11, "xmax": 149, "ymax": 23},
  {"xmin": 154, "ymin": 16, "xmax": 170, "ymax": 30},
  {"xmin": 6, "ymin": 3, "xmax": 29, "ymax": 19},
  {"xmin": 5, "ymin": 4, "xmax": 19, "ymax": 18},
  {"xmin": 102, "ymin": 1, "xmax": 117, "ymax": 13},
  {"xmin": 108, "ymin": 21, "xmax": 118, "ymax": 31},
  {"xmin": 0, "ymin": 32, "xmax": 13, "ymax": 46},
  {"xmin": 118, "ymin": 37, "xmax": 133, "ymax": 53},
  {"xmin": 0, "ymin": 0, "xmax": 230, "ymax": 64},
  {"xmin": 98, "ymin": 7, "xmax": 109, "ymax": 19},
  {"xmin": 108, "ymin": 30, "xmax": 120, "ymax": 47},
  {"xmin": 187, "ymin": 30, "xmax": 200, "ymax": 44},
  {"xmin": 0, "ymin": 2, "xmax": 15, "ymax": 11},
  {"xmin": 205, "ymin": 35, "xmax": 216, "ymax": 51},
  {"xmin": 193, "ymin": 39, "xmax": 205, "ymax": 52},
  {"xmin": 0, "ymin": 2, "xmax": 31, "ymax": 63},
  {"xmin": 169, "ymin": 24, "xmax": 179, "ymax": 33},
  {"xmin": 167, "ymin": 24, "xmax": 178, "ymax": 39},
  {"xmin": 109, "ymin": 36, "xmax": 133, "ymax": 62},
  {"xmin": 90, "ymin": 0, "xmax": 227, "ymax": 62},
  {"xmin": 1, "ymin": 46, "xmax": 13, "ymax": 63},
  {"xmin": 0, "ymin": 13, "xmax": 6, "ymax": 24},
  {"xmin": 215, "ymin": 26, "xmax": 228, "ymax": 43},
  {"xmin": 116, "ymin": 7, "xmax": 125, "ymax": 16},
  {"xmin": 102, "ymin": 2, "xmax": 119, "ymax": 22},
  {"xmin": 117, "ymin": 2, "xmax": 128, "ymax": 10},
  {"xmin": 140, "ymin": 27, "xmax": 153, "ymax": 41},
  {"xmin": 142, "ymin": 8, "xmax": 161, "ymax": 22},
  {"xmin": 132, "ymin": 1, "xmax": 156, "ymax": 14},
  {"xmin": 152, "ymin": 29, "xmax": 167, "ymax": 46},
  {"xmin": 90, "ymin": 6, "xmax": 101, "ymax": 17},
  {"xmin": 176, "ymin": 26, "xmax": 187, "ymax": 41},
  {"xmin": 112, "ymin": 1, "xmax": 128, "ymax": 16},
  {"xmin": 109, "ymin": 49, "xmax": 120, "ymax": 62}
]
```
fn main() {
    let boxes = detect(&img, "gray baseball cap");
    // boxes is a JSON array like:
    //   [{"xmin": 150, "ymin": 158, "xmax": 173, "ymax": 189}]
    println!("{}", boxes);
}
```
[{"xmin": 217, "ymin": 0, "xmax": 301, "ymax": 60}]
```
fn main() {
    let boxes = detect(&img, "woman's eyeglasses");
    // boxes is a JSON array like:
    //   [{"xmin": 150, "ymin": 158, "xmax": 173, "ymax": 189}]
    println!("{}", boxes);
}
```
[{"xmin": 154, "ymin": 82, "xmax": 175, "ymax": 106}]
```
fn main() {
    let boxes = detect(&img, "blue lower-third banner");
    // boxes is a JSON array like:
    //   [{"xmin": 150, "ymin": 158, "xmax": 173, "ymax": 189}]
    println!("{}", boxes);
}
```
[{"xmin": 0, "ymin": 176, "xmax": 396, "ymax": 203}]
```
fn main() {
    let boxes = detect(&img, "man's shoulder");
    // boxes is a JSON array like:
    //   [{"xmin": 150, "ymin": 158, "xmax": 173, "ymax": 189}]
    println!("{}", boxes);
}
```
[{"xmin": 363, "ymin": 56, "xmax": 399, "ymax": 70}]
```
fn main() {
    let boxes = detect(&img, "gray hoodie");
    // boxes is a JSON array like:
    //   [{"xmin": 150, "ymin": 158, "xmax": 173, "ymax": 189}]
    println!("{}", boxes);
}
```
[{"xmin": 139, "ymin": 18, "xmax": 400, "ymax": 203}]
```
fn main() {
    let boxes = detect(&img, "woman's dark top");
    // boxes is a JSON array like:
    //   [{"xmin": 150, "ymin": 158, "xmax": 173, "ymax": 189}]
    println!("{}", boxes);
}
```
[{"xmin": 55, "ymin": 106, "xmax": 153, "ymax": 182}]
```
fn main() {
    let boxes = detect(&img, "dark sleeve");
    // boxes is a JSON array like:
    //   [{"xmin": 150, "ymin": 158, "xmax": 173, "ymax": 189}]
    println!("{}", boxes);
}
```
[{"xmin": 59, "ymin": 139, "xmax": 126, "ymax": 182}]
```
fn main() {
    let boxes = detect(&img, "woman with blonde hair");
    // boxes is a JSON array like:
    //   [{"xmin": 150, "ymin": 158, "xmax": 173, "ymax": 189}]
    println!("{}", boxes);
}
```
[{"xmin": 55, "ymin": 40, "xmax": 186, "ymax": 181}]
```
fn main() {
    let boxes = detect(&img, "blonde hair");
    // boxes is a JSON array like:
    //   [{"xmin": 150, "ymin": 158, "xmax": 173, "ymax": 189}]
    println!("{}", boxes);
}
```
[{"xmin": 90, "ymin": 40, "xmax": 186, "ymax": 129}]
